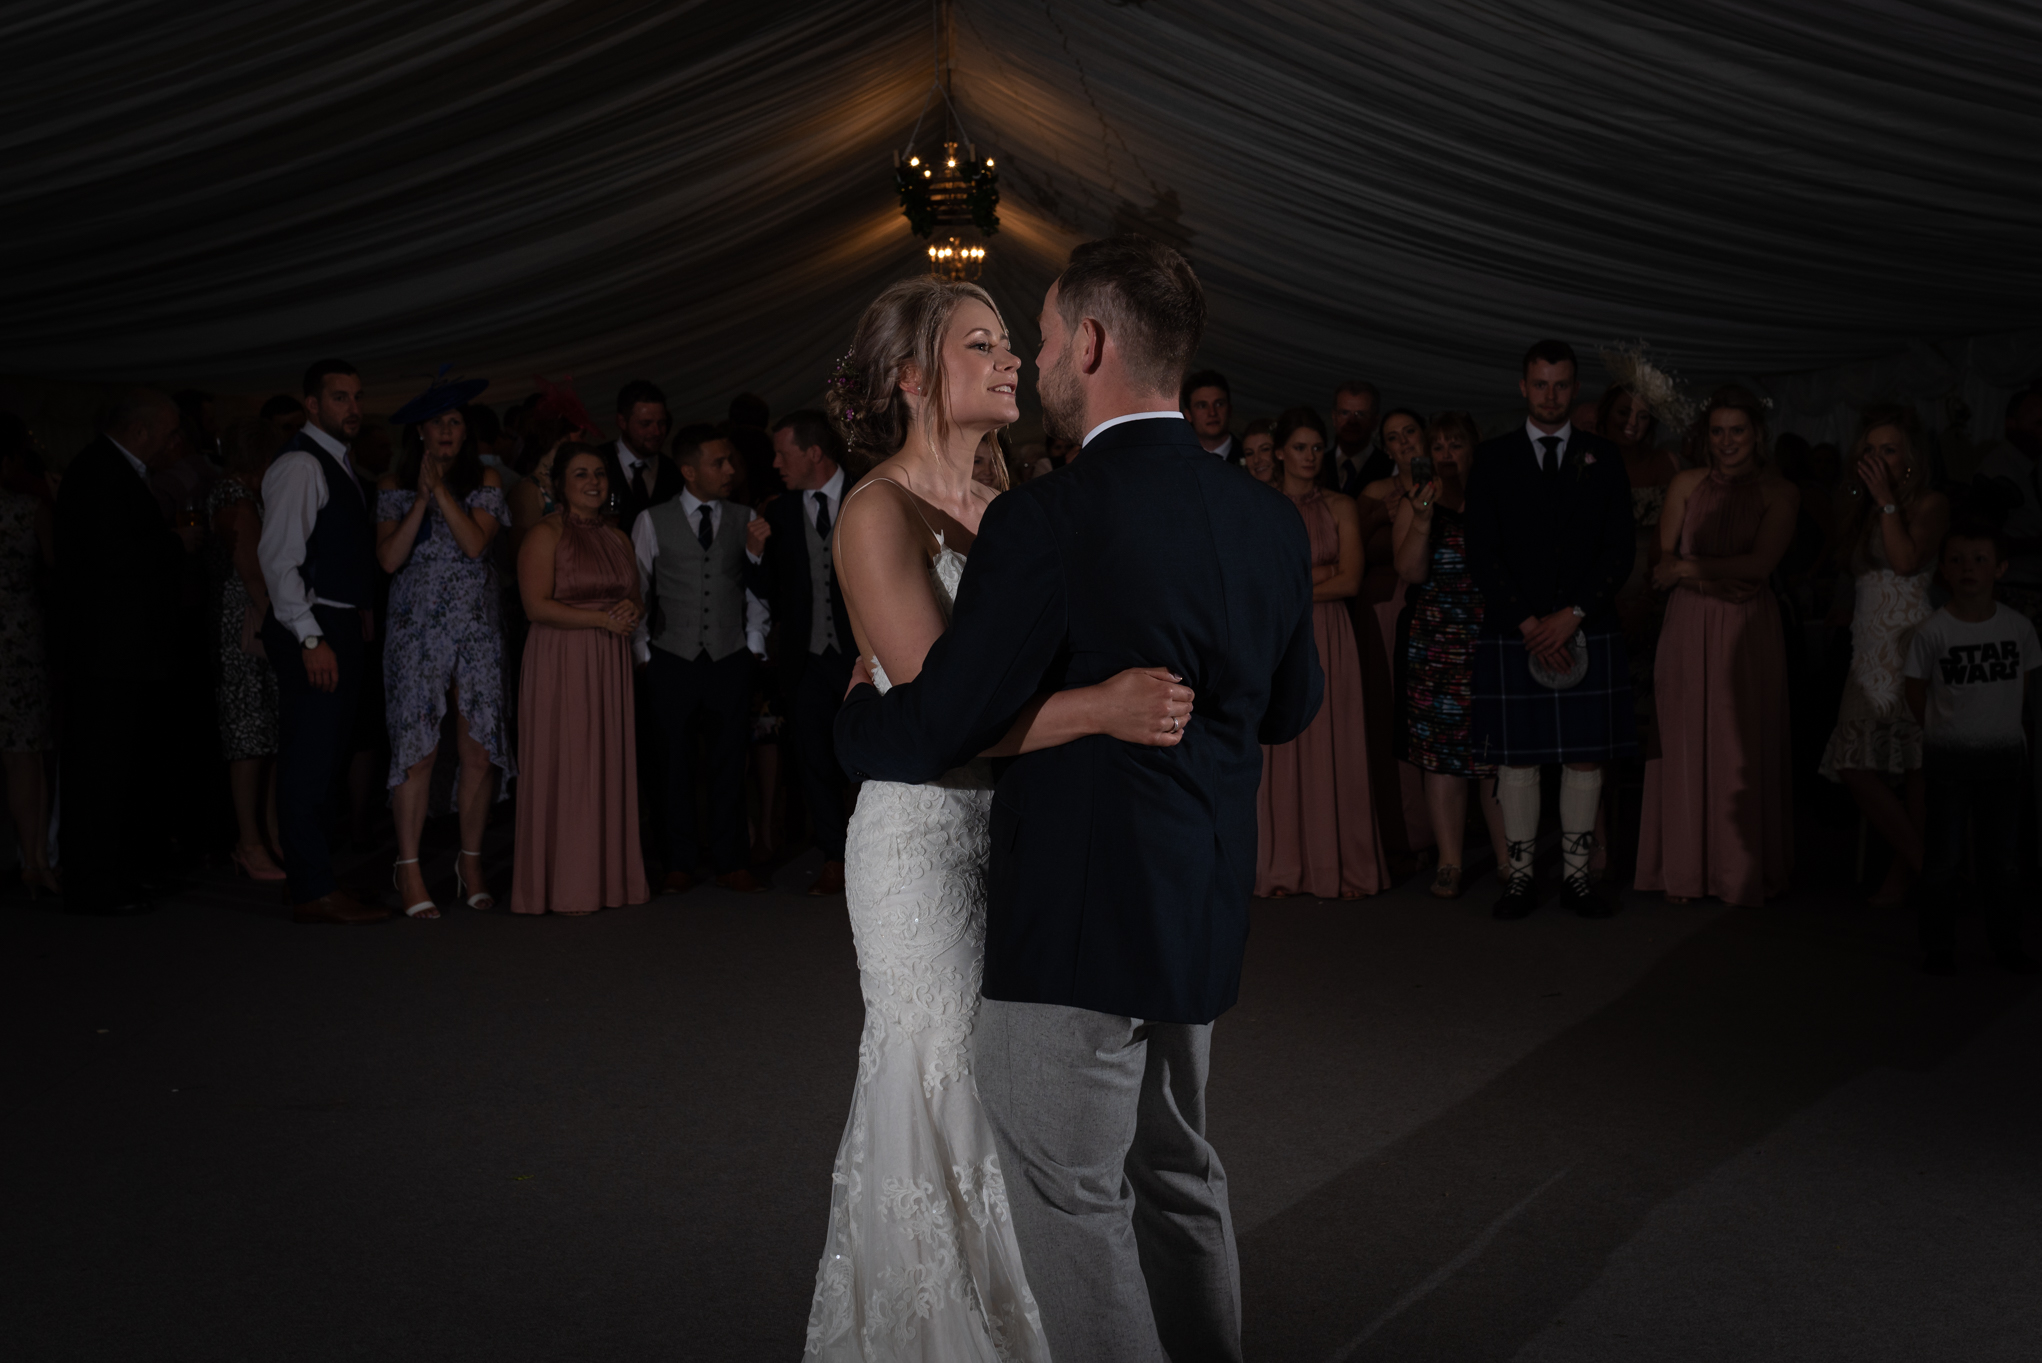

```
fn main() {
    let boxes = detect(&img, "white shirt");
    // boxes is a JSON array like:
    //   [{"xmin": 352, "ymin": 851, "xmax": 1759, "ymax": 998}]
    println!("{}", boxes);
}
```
[
  {"xmin": 1331, "ymin": 442, "xmax": 1369, "ymax": 485},
  {"xmin": 107, "ymin": 436, "xmax": 149, "ymax": 482},
  {"xmin": 1083, "ymin": 411, "xmax": 1187, "ymax": 448},
  {"xmin": 1207, "ymin": 434, "xmax": 1235, "ymax": 460},
  {"xmin": 630, "ymin": 488, "xmax": 770, "ymax": 664},
  {"xmin": 801, "ymin": 464, "xmax": 847, "ymax": 535},
  {"xmin": 258, "ymin": 423, "xmax": 363, "ymax": 643},
  {"xmin": 615, "ymin": 438, "xmax": 659, "ymax": 493},
  {"xmin": 1904, "ymin": 604, "xmax": 2042, "ymax": 757},
  {"xmin": 1525, "ymin": 418, "xmax": 1574, "ymax": 469}
]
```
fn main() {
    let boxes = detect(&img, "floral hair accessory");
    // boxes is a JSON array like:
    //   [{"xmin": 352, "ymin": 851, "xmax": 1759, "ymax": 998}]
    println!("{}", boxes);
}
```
[
  {"xmin": 1598, "ymin": 340, "xmax": 1697, "ymax": 432},
  {"xmin": 829, "ymin": 346, "xmax": 862, "ymax": 421}
]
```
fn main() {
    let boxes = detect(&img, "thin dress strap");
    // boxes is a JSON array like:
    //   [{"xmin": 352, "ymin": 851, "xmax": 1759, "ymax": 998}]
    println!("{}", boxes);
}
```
[{"xmin": 840, "ymin": 476, "xmax": 946, "ymax": 547}]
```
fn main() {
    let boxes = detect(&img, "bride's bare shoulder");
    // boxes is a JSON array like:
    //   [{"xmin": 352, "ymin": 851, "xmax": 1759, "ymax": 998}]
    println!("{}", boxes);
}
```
[{"xmin": 836, "ymin": 467, "xmax": 928, "ymax": 562}]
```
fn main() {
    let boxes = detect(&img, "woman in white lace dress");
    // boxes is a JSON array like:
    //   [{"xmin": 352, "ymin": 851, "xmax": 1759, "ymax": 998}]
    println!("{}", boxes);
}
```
[
  {"xmin": 1818, "ymin": 407, "xmax": 1947, "ymax": 906},
  {"xmin": 800, "ymin": 278, "xmax": 1194, "ymax": 1361}
]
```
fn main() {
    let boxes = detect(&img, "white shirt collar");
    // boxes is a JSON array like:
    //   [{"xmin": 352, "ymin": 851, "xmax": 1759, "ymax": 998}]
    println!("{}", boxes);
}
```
[
  {"xmin": 1525, "ymin": 418, "xmax": 1573, "ymax": 458},
  {"xmin": 300, "ymin": 420, "xmax": 357, "ymax": 479},
  {"xmin": 616, "ymin": 438, "xmax": 649, "ymax": 473},
  {"xmin": 677, "ymin": 485, "xmax": 713, "ymax": 519},
  {"xmin": 1083, "ymin": 411, "xmax": 1187, "ymax": 448},
  {"xmin": 810, "ymin": 464, "xmax": 846, "ymax": 505},
  {"xmin": 301, "ymin": 421, "xmax": 348, "ymax": 458},
  {"xmin": 1208, "ymin": 433, "xmax": 1235, "ymax": 459},
  {"xmin": 107, "ymin": 436, "xmax": 149, "ymax": 481}
]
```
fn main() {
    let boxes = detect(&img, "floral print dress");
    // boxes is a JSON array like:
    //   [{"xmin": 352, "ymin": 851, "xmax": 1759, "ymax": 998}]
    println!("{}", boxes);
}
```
[{"xmin": 378, "ymin": 485, "xmax": 515, "ymax": 789}]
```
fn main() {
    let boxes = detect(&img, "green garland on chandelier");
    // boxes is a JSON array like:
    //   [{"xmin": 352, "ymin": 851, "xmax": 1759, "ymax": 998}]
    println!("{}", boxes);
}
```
[{"xmin": 896, "ymin": 157, "xmax": 1000, "ymax": 238}]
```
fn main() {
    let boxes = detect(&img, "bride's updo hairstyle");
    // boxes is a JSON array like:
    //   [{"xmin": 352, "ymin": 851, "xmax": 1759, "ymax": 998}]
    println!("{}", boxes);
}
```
[{"xmin": 828, "ymin": 276, "xmax": 1005, "ymax": 473}]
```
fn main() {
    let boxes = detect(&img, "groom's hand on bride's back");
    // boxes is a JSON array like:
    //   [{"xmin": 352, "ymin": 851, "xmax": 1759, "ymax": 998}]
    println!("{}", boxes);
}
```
[{"xmin": 1097, "ymin": 667, "xmax": 1195, "ymax": 747}]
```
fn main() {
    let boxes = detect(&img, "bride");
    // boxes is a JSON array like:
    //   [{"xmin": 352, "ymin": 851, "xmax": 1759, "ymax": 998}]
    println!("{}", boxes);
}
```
[{"xmin": 800, "ymin": 277, "xmax": 1195, "ymax": 1361}]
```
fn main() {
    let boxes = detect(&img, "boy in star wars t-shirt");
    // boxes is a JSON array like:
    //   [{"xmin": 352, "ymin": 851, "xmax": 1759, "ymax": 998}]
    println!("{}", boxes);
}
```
[{"xmin": 1904, "ymin": 524, "xmax": 2041, "ymax": 974}]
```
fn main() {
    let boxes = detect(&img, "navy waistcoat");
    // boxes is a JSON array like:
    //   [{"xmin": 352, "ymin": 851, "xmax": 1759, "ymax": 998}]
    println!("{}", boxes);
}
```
[{"xmin": 299, "ymin": 441, "xmax": 374, "ymax": 607}]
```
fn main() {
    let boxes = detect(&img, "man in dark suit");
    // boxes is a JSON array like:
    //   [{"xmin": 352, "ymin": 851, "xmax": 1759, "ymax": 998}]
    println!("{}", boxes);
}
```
[
  {"xmin": 835, "ymin": 235, "xmax": 1322, "ymax": 1361},
  {"xmin": 608, "ymin": 379, "xmax": 682, "ymax": 534},
  {"xmin": 258, "ymin": 359, "xmax": 390, "ymax": 925},
  {"xmin": 754, "ymin": 410, "xmax": 855, "ymax": 896},
  {"xmin": 1463, "ymin": 339, "xmax": 1637, "ymax": 920},
  {"xmin": 1181, "ymin": 367, "xmax": 1235, "ymax": 460},
  {"xmin": 1328, "ymin": 378, "xmax": 1384, "ymax": 494},
  {"xmin": 55, "ymin": 389, "xmax": 196, "ymax": 914}
]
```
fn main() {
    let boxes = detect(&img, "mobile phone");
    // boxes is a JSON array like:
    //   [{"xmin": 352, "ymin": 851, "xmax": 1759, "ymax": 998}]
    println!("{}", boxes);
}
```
[{"xmin": 1407, "ymin": 453, "xmax": 1436, "ymax": 486}]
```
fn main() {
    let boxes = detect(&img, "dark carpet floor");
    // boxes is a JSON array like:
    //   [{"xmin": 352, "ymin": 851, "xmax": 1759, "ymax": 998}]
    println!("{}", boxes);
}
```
[{"xmin": 4, "ymin": 828, "xmax": 2037, "ymax": 1362}]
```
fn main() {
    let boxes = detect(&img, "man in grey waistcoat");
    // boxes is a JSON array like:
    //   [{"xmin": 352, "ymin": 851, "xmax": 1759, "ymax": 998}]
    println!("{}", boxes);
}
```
[{"xmin": 631, "ymin": 423, "xmax": 771, "ymax": 895}]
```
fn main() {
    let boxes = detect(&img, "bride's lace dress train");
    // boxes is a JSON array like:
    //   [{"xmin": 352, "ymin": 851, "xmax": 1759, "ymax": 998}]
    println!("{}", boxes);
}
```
[{"xmin": 802, "ymin": 542, "xmax": 1051, "ymax": 1362}]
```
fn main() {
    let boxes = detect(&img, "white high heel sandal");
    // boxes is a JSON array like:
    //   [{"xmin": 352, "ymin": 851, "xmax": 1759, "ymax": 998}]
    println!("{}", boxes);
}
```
[
  {"xmin": 455, "ymin": 850, "xmax": 495, "ymax": 912},
  {"xmin": 394, "ymin": 858, "xmax": 439, "ymax": 918}
]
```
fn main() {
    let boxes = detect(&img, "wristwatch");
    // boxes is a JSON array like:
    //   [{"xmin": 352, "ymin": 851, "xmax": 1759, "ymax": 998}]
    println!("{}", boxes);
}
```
[
  {"xmin": 1881, "ymin": 503, "xmax": 1898, "ymax": 516},
  {"xmin": 302, "ymin": 634, "xmax": 324, "ymax": 650}
]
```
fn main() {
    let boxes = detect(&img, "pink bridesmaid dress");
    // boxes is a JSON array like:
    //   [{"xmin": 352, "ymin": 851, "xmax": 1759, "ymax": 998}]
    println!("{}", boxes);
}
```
[
  {"xmin": 512, "ymin": 514, "xmax": 650, "ymax": 914},
  {"xmin": 1257, "ymin": 488, "xmax": 1391, "ymax": 898},
  {"xmin": 1635, "ymin": 470, "xmax": 1793, "ymax": 905}
]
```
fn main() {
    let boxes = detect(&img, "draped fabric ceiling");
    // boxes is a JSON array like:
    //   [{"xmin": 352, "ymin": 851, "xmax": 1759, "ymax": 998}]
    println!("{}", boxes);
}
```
[{"xmin": 6, "ymin": 0, "xmax": 2040, "ymax": 446}]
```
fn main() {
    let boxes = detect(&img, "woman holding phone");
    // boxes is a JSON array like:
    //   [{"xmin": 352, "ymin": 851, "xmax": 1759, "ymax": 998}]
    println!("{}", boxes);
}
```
[{"xmin": 1393, "ymin": 412, "xmax": 1508, "ymax": 897}]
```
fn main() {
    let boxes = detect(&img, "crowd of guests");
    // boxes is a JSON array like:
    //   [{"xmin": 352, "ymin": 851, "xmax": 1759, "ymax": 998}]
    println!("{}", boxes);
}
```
[
  {"xmin": 0, "ymin": 362, "xmax": 868, "ymax": 924},
  {"xmin": 3, "ymin": 343, "xmax": 2037, "ymax": 971},
  {"xmin": 1135, "ymin": 348, "xmax": 2038, "ymax": 974}
]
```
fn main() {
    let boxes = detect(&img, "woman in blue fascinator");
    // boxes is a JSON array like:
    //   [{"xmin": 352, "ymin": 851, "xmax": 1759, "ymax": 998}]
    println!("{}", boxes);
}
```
[{"xmin": 375, "ymin": 369, "xmax": 516, "ymax": 918}]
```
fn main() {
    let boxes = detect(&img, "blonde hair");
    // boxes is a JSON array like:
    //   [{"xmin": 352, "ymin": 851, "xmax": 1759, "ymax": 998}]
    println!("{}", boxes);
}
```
[
  {"xmin": 828, "ymin": 276, "xmax": 1006, "ymax": 472},
  {"xmin": 1693, "ymin": 385, "xmax": 1771, "ymax": 472}
]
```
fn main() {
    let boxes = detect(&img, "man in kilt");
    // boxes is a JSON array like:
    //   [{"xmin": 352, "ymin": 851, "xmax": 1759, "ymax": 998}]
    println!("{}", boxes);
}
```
[{"xmin": 1464, "ymin": 340, "xmax": 1638, "ymax": 918}]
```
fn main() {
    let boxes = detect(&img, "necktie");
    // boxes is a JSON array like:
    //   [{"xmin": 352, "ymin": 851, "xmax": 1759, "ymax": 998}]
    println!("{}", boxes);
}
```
[
  {"xmin": 1537, "ymin": 435, "xmax": 1561, "ymax": 477},
  {"xmin": 632, "ymin": 462, "xmax": 649, "ymax": 503},
  {"xmin": 697, "ymin": 504, "xmax": 714, "ymax": 551},
  {"xmin": 813, "ymin": 490, "xmax": 831, "ymax": 540}
]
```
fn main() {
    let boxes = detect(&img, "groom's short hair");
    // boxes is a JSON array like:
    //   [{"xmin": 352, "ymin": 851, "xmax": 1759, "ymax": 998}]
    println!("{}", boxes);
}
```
[{"xmin": 1055, "ymin": 235, "xmax": 1206, "ymax": 397}]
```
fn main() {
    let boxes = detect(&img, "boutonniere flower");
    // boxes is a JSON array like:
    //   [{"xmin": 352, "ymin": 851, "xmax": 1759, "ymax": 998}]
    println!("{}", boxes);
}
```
[{"xmin": 1582, "ymin": 452, "xmax": 1596, "ymax": 465}]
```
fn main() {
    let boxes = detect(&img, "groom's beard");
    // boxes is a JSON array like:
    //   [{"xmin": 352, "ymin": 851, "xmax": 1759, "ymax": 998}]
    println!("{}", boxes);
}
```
[{"xmin": 1039, "ymin": 344, "xmax": 1084, "ymax": 446}]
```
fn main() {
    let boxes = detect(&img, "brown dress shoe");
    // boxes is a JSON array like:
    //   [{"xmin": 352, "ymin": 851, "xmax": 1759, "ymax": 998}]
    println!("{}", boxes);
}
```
[
  {"xmin": 661, "ymin": 870, "xmax": 697, "ymax": 896},
  {"xmin": 293, "ymin": 890, "xmax": 391, "ymax": 926},
  {"xmin": 715, "ymin": 868, "xmax": 768, "ymax": 893},
  {"xmin": 806, "ymin": 861, "xmax": 845, "ymax": 897}
]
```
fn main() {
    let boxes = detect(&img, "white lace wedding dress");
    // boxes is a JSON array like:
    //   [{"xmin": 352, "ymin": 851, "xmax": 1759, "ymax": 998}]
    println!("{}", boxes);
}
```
[{"xmin": 802, "ymin": 532, "xmax": 1052, "ymax": 1362}]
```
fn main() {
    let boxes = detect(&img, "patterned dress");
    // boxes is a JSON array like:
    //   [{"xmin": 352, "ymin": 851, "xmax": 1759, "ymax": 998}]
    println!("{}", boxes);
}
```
[
  {"xmin": 378, "ymin": 485, "xmax": 515, "ymax": 788},
  {"xmin": 205, "ymin": 480, "xmax": 278, "ymax": 761},
  {"xmin": 0, "ymin": 491, "xmax": 51, "ymax": 752},
  {"xmin": 1818, "ymin": 527, "xmax": 1930, "ymax": 780},
  {"xmin": 1397, "ymin": 503, "xmax": 1490, "ymax": 777}
]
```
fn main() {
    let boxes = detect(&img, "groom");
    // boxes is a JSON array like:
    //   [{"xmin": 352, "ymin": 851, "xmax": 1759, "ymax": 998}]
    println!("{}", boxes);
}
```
[{"xmin": 836, "ymin": 235, "xmax": 1322, "ymax": 1361}]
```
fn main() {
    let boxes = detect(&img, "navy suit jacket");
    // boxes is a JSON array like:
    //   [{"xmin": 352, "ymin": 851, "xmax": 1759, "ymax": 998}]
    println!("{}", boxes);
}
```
[
  {"xmin": 834, "ymin": 417, "xmax": 1323, "ymax": 1024},
  {"xmin": 55, "ymin": 437, "xmax": 185, "ymax": 682},
  {"xmin": 1463, "ymin": 425, "xmax": 1634, "ymax": 634}
]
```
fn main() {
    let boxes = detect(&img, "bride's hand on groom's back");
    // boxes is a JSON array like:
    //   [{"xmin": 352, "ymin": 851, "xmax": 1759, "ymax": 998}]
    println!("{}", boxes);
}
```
[{"xmin": 1096, "ymin": 667, "xmax": 1195, "ymax": 747}]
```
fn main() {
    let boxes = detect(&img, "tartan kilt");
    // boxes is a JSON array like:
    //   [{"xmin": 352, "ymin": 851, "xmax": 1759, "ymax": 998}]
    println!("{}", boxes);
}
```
[{"xmin": 1472, "ymin": 628, "xmax": 1638, "ymax": 767}]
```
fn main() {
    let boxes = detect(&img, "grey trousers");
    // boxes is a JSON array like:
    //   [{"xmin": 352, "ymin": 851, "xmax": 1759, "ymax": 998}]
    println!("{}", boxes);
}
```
[{"xmin": 974, "ymin": 999, "xmax": 1243, "ymax": 1363}]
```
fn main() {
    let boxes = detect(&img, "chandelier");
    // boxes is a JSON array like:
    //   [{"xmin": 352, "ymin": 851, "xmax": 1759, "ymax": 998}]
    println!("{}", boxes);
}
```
[
  {"xmin": 894, "ymin": 0, "xmax": 997, "ymax": 279},
  {"xmin": 926, "ymin": 236, "xmax": 986, "ymax": 280}
]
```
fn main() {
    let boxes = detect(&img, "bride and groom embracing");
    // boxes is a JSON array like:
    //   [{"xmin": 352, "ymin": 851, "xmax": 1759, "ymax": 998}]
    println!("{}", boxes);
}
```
[{"xmin": 801, "ymin": 235, "xmax": 1325, "ymax": 1362}]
